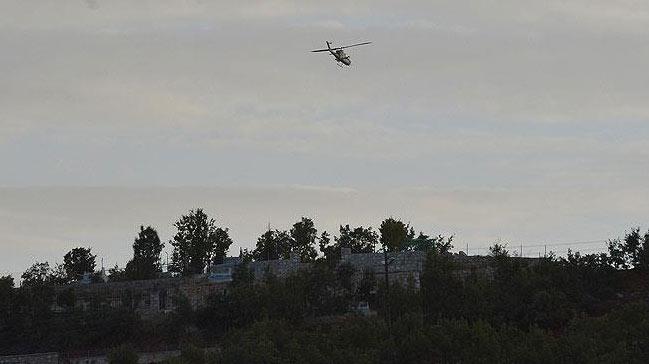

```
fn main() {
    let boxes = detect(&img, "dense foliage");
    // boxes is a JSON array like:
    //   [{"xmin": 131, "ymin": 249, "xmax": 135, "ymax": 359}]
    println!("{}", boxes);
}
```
[
  {"xmin": 63, "ymin": 247, "xmax": 96, "ymax": 282},
  {"xmin": 1, "ymin": 215, "xmax": 648, "ymax": 363},
  {"xmin": 125, "ymin": 226, "xmax": 165, "ymax": 280},
  {"xmin": 379, "ymin": 218, "xmax": 414, "ymax": 252},
  {"xmin": 169, "ymin": 209, "xmax": 233, "ymax": 275}
]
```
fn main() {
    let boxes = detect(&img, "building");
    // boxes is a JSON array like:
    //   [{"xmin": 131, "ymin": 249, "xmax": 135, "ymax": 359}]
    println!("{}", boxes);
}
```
[
  {"xmin": 51, "ymin": 250, "xmax": 537, "ymax": 317},
  {"xmin": 52, "ymin": 275, "xmax": 228, "ymax": 317},
  {"xmin": 210, "ymin": 252, "xmax": 309, "ymax": 282},
  {"xmin": 339, "ymin": 248, "xmax": 501, "ymax": 289}
]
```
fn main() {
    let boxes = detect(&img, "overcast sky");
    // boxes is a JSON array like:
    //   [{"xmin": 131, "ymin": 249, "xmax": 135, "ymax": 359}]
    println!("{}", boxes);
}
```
[{"xmin": 1, "ymin": 1, "xmax": 649, "ymax": 275}]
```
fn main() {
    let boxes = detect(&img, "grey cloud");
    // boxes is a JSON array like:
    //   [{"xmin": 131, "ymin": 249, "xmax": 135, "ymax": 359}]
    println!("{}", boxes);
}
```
[{"xmin": 1, "ymin": 1, "xmax": 648, "ymax": 273}]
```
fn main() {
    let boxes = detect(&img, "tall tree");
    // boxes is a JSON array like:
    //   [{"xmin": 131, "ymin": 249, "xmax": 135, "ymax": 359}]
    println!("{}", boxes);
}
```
[
  {"xmin": 170, "ymin": 209, "xmax": 233, "ymax": 275},
  {"xmin": 252, "ymin": 229, "xmax": 291, "ymax": 261},
  {"xmin": 289, "ymin": 217, "xmax": 319, "ymax": 262},
  {"xmin": 318, "ymin": 231, "xmax": 336, "ymax": 263},
  {"xmin": 641, "ymin": 230, "xmax": 649, "ymax": 270},
  {"xmin": 336, "ymin": 224, "xmax": 378, "ymax": 253},
  {"xmin": 211, "ymin": 227, "xmax": 234, "ymax": 266},
  {"xmin": 379, "ymin": 218, "xmax": 414, "ymax": 252},
  {"xmin": 608, "ymin": 228, "xmax": 649, "ymax": 270},
  {"xmin": 21, "ymin": 262, "xmax": 52, "ymax": 288},
  {"xmin": 125, "ymin": 226, "xmax": 164, "ymax": 280},
  {"xmin": 63, "ymin": 247, "xmax": 96, "ymax": 282}
]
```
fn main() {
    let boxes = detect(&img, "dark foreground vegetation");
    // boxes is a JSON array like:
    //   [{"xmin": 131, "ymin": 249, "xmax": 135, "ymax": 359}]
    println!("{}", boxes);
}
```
[{"xmin": 1, "ymin": 209, "xmax": 648, "ymax": 363}]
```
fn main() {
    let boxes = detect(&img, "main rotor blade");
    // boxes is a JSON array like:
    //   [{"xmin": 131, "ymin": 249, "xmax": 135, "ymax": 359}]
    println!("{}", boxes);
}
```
[
  {"xmin": 310, "ymin": 41, "xmax": 371, "ymax": 52},
  {"xmin": 338, "ymin": 41, "xmax": 372, "ymax": 49}
]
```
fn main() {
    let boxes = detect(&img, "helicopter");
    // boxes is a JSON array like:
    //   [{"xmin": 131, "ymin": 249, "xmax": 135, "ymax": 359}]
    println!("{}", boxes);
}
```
[{"xmin": 310, "ymin": 41, "xmax": 372, "ymax": 67}]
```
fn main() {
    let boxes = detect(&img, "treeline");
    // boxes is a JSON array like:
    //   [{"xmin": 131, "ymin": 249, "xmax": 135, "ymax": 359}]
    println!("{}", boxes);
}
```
[
  {"xmin": 94, "ymin": 231, "xmax": 649, "ymax": 362},
  {"xmin": 1, "ymin": 209, "xmax": 648, "ymax": 361},
  {"xmin": 12, "ymin": 209, "xmax": 451, "ymax": 287}
]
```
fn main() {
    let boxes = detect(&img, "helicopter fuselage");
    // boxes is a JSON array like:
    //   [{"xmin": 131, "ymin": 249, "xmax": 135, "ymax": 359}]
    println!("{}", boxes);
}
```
[{"xmin": 331, "ymin": 49, "xmax": 351, "ymax": 66}]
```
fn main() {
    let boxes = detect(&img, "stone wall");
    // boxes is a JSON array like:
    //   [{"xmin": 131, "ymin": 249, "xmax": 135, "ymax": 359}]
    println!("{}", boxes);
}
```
[
  {"xmin": 211, "ymin": 254, "xmax": 309, "ymax": 282},
  {"xmin": 248, "ymin": 258, "xmax": 309, "ymax": 281},
  {"xmin": 340, "ymin": 249, "xmax": 427, "ymax": 288},
  {"xmin": 52, "ymin": 276, "xmax": 228, "ymax": 317},
  {"xmin": 339, "ymin": 249, "xmax": 522, "ymax": 289}
]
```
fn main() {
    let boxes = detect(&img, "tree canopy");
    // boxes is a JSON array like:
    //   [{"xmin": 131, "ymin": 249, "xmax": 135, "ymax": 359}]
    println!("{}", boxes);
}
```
[
  {"xmin": 63, "ymin": 247, "xmax": 96, "ymax": 282},
  {"xmin": 252, "ymin": 229, "xmax": 291, "ymax": 261},
  {"xmin": 379, "ymin": 218, "xmax": 414, "ymax": 252},
  {"xmin": 608, "ymin": 227, "xmax": 649, "ymax": 270},
  {"xmin": 318, "ymin": 224, "xmax": 379, "ymax": 263},
  {"xmin": 20, "ymin": 262, "xmax": 52, "ymax": 288},
  {"xmin": 289, "ymin": 217, "xmax": 319, "ymax": 262},
  {"xmin": 169, "ymin": 209, "xmax": 233, "ymax": 275},
  {"xmin": 124, "ymin": 226, "xmax": 164, "ymax": 280},
  {"xmin": 252, "ymin": 218, "xmax": 320, "ymax": 262}
]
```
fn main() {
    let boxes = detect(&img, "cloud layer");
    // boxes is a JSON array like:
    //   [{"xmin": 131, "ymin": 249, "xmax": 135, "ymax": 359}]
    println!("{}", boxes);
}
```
[{"xmin": 1, "ymin": 1, "xmax": 648, "ymax": 272}]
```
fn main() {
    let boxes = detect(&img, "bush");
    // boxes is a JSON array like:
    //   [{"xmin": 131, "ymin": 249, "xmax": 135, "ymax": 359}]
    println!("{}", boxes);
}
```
[{"xmin": 107, "ymin": 345, "xmax": 138, "ymax": 364}]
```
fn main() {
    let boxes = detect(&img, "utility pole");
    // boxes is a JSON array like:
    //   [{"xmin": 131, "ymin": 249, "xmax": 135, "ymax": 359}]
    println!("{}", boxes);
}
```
[
  {"xmin": 383, "ymin": 246, "xmax": 391, "ymax": 332},
  {"xmin": 382, "ymin": 245, "xmax": 396, "ymax": 363},
  {"xmin": 382, "ymin": 246, "xmax": 397, "ymax": 332}
]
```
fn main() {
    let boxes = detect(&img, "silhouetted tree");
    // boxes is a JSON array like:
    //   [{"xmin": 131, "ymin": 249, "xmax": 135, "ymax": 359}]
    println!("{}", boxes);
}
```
[
  {"xmin": 641, "ymin": 230, "xmax": 649, "ymax": 270},
  {"xmin": 337, "ymin": 225, "xmax": 378, "ymax": 253},
  {"xmin": 289, "ymin": 217, "xmax": 319, "ymax": 261},
  {"xmin": 318, "ymin": 225, "xmax": 378, "ymax": 263},
  {"xmin": 169, "ymin": 209, "xmax": 233, "ymax": 275},
  {"xmin": 63, "ymin": 247, "xmax": 96, "ymax": 282},
  {"xmin": 608, "ymin": 228, "xmax": 649, "ymax": 270},
  {"xmin": 379, "ymin": 218, "xmax": 414, "ymax": 252},
  {"xmin": 406, "ymin": 232, "xmax": 454, "ymax": 252},
  {"xmin": 48, "ymin": 263, "xmax": 69, "ymax": 285},
  {"xmin": 18, "ymin": 262, "xmax": 57, "ymax": 330},
  {"xmin": 21, "ymin": 262, "xmax": 53, "ymax": 288},
  {"xmin": 211, "ymin": 227, "xmax": 234, "ymax": 266},
  {"xmin": 318, "ymin": 231, "xmax": 335, "ymax": 262},
  {"xmin": 252, "ymin": 229, "xmax": 291, "ymax": 261},
  {"xmin": 124, "ymin": 226, "xmax": 164, "ymax": 280}
]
